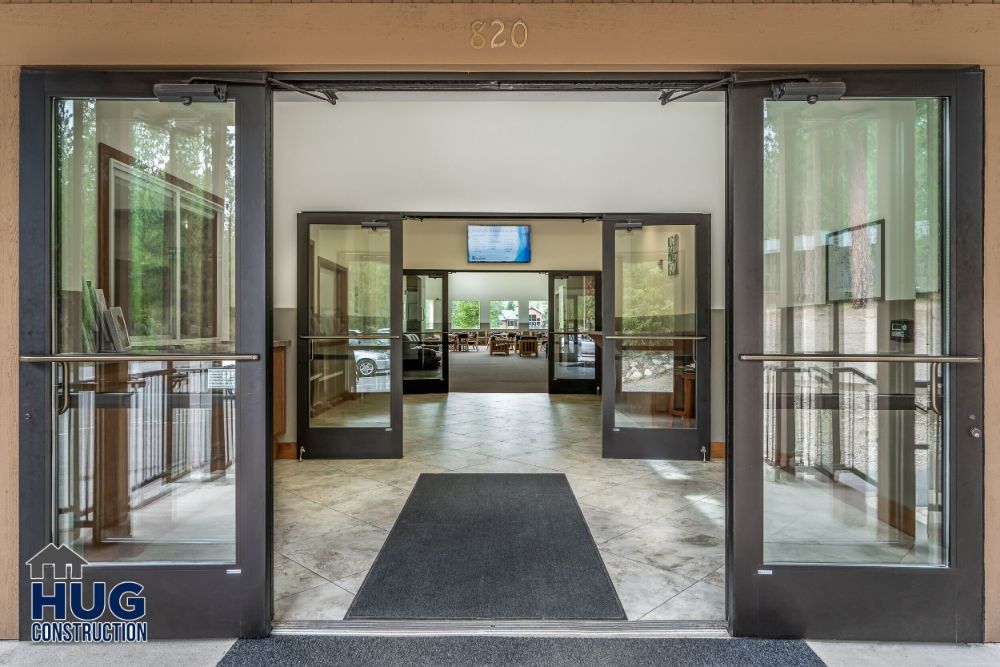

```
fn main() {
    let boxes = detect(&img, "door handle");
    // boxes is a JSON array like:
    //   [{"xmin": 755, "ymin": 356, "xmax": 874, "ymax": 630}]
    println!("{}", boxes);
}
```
[
  {"xmin": 738, "ymin": 354, "xmax": 981, "ymax": 364},
  {"xmin": 20, "ymin": 353, "xmax": 260, "ymax": 362}
]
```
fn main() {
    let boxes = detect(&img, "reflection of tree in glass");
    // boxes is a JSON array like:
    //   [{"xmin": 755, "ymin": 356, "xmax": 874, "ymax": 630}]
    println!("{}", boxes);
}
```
[{"xmin": 620, "ymin": 261, "xmax": 675, "ymax": 333}]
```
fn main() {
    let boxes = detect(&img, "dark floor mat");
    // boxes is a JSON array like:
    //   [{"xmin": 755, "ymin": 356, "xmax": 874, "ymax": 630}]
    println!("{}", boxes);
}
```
[
  {"xmin": 346, "ymin": 473, "xmax": 625, "ymax": 620},
  {"xmin": 219, "ymin": 636, "xmax": 827, "ymax": 667}
]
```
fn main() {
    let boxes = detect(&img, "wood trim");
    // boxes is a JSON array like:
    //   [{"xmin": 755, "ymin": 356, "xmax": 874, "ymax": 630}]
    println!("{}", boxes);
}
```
[
  {"xmin": 710, "ymin": 441, "xmax": 725, "ymax": 460},
  {"xmin": 273, "ymin": 442, "xmax": 297, "ymax": 460},
  {"xmin": 0, "ymin": 65, "xmax": 18, "ymax": 640},
  {"xmin": 984, "ymin": 65, "xmax": 1000, "ymax": 644}
]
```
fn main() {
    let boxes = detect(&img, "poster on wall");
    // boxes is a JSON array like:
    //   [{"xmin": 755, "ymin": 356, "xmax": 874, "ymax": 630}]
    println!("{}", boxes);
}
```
[{"xmin": 825, "ymin": 220, "xmax": 884, "ymax": 305}]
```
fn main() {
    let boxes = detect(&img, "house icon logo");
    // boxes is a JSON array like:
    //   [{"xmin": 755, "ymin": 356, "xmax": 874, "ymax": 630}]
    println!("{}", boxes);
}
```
[
  {"xmin": 25, "ymin": 543, "xmax": 148, "ymax": 643},
  {"xmin": 26, "ymin": 544, "xmax": 88, "ymax": 581}
]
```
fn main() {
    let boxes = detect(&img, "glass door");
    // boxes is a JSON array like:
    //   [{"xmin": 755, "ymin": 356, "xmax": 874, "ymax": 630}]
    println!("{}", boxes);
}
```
[
  {"xmin": 297, "ymin": 213, "xmax": 402, "ymax": 458},
  {"xmin": 18, "ymin": 72, "xmax": 269, "ymax": 637},
  {"xmin": 548, "ymin": 271, "xmax": 600, "ymax": 394},
  {"xmin": 731, "ymin": 71, "xmax": 984, "ymax": 640},
  {"xmin": 403, "ymin": 271, "xmax": 448, "ymax": 394},
  {"xmin": 601, "ymin": 215, "xmax": 711, "ymax": 459}
]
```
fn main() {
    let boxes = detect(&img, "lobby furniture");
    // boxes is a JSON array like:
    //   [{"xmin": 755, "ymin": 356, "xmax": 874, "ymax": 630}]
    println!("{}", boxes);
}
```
[
  {"xmin": 518, "ymin": 337, "xmax": 539, "ymax": 357},
  {"xmin": 489, "ymin": 337, "xmax": 511, "ymax": 356},
  {"xmin": 671, "ymin": 368, "xmax": 696, "ymax": 419}
]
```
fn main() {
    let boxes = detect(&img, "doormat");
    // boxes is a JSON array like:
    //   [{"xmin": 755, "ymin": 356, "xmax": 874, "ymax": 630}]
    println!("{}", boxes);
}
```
[
  {"xmin": 346, "ymin": 473, "xmax": 626, "ymax": 620},
  {"xmin": 220, "ymin": 636, "xmax": 826, "ymax": 667}
]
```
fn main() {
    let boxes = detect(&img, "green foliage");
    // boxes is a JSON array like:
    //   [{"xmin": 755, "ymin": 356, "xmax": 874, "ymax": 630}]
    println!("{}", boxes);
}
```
[{"xmin": 450, "ymin": 300, "xmax": 481, "ymax": 329}]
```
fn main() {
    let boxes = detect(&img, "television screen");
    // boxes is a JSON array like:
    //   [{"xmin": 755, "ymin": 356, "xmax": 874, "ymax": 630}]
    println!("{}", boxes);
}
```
[{"xmin": 467, "ymin": 225, "xmax": 531, "ymax": 263}]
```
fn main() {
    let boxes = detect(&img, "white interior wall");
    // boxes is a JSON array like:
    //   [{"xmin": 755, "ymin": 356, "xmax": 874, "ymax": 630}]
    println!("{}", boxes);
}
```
[
  {"xmin": 273, "ymin": 91, "xmax": 727, "ymax": 443},
  {"xmin": 448, "ymin": 272, "xmax": 548, "ymax": 329},
  {"xmin": 273, "ymin": 91, "xmax": 726, "ymax": 309}
]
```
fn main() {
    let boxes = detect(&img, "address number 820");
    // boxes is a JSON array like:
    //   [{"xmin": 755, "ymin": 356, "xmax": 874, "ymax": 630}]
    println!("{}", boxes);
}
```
[{"xmin": 471, "ymin": 19, "xmax": 528, "ymax": 50}]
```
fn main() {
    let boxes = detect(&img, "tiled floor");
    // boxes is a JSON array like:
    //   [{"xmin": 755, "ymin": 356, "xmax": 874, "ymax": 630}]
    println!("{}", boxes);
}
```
[{"xmin": 274, "ymin": 393, "xmax": 726, "ymax": 623}]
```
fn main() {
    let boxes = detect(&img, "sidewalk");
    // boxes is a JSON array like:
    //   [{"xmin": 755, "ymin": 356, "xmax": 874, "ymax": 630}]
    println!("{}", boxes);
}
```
[{"xmin": 1, "ymin": 637, "xmax": 999, "ymax": 666}]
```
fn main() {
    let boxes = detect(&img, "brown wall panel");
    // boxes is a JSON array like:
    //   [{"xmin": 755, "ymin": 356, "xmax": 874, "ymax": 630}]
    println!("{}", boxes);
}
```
[
  {"xmin": 0, "ymin": 65, "xmax": 18, "ymax": 641},
  {"xmin": 0, "ymin": 5, "xmax": 997, "ymax": 69},
  {"xmin": 984, "ymin": 65, "xmax": 1000, "ymax": 645}
]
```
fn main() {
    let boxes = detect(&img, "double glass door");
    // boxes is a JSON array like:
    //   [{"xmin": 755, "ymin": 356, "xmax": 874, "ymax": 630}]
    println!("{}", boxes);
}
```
[
  {"xmin": 19, "ymin": 72, "xmax": 269, "ymax": 637},
  {"xmin": 731, "ymin": 71, "xmax": 984, "ymax": 640},
  {"xmin": 297, "ymin": 213, "xmax": 403, "ymax": 458},
  {"xmin": 601, "ymin": 215, "xmax": 711, "ymax": 460}
]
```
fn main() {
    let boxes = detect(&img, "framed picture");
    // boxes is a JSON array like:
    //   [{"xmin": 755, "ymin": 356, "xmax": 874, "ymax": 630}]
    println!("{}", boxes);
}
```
[{"xmin": 825, "ymin": 220, "xmax": 884, "ymax": 304}]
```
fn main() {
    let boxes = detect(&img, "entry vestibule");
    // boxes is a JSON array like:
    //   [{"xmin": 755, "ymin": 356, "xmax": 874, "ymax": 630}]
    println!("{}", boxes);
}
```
[
  {"xmin": 272, "ymin": 89, "xmax": 728, "ymax": 625},
  {"xmin": 14, "ymin": 70, "xmax": 985, "ymax": 642}
]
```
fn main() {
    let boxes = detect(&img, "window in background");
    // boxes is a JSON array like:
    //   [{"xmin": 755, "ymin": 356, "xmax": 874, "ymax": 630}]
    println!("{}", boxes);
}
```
[
  {"xmin": 450, "ymin": 300, "xmax": 481, "ymax": 330},
  {"xmin": 528, "ymin": 301, "xmax": 548, "ymax": 330},
  {"xmin": 490, "ymin": 300, "xmax": 519, "ymax": 329}
]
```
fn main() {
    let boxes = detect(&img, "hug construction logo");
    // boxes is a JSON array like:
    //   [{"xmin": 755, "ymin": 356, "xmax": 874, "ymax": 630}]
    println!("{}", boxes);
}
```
[{"xmin": 25, "ymin": 543, "xmax": 148, "ymax": 643}]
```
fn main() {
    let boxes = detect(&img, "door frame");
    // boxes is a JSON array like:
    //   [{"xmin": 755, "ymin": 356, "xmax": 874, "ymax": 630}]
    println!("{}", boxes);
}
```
[
  {"xmin": 728, "ymin": 70, "xmax": 985, "ymax": 641},
  {"xmin": 18, "ymin": 70, "xmax": 272, "ymax": 638},
  {"xmin": 548, "ymin": 270, "xmax": 602, "ymax": 395},
  {"xmin": 601, "ymin": 214, "xmax": 712, "ymax": 460},
  {"xmin": 296, "ymin": 212, "xmax": 404, "ymax": 459}
]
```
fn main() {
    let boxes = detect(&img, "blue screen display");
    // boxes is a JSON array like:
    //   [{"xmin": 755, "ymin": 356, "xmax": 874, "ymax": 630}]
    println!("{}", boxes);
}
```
[{"xmin": 467, "ymin": 225, "xmax": 531, "ymax": 263}]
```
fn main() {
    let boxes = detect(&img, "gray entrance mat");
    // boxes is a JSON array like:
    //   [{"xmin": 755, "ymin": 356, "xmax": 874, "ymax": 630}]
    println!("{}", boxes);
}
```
[
  {"xmin": 219, "ymin": 636, "xmax": 826, "ymax": 666},
  {"xmin": 346, "ymin": 473, "xmax": 625, "ymax": 620}
]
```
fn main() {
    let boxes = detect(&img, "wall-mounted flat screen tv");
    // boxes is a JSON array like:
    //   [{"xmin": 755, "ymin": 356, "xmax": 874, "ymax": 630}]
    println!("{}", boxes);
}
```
[{"xmin": 467, "ymin": 224, "xmax": 531, "ymax": 263}]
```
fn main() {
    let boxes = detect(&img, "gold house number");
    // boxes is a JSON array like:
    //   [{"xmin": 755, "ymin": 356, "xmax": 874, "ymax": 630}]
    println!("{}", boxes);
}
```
[{"xmin": 471, "ymin": 19, "xmax": 528, "ymax": 50}]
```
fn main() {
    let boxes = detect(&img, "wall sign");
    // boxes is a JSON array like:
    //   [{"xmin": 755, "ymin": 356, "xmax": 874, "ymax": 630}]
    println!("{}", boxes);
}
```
[
  {"xmin": 471, "ymin": 19, "xmax": 528, "ymax": 50},
  {"xmin": 890, "ymin": 319, "xmax": 914, "ymax": 344}
]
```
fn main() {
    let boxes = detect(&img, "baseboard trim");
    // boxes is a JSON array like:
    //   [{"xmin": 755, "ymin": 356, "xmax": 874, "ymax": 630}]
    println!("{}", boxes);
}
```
[
  {"xmin": 274, "ymin": 441, "xmax": 298, "ymax": 460},
  {"xmin": 710, "ymin": 441, "xmax": 726, "ymax": 460}
]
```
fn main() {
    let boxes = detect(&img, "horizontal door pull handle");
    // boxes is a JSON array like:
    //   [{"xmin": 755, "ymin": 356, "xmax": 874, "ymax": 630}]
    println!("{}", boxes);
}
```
[
  {"xmin": 300, "ymin": 335, "xmax": 401, "ymax": 341},
  {"xmin": 606, "ymin": 335, "xmax": 708, "ymax": 341},
  {"xmin": 21, "ymin": 353, "xmax": 260, "ymax": 363},
  {"xmin": 739, "ymin": 354, "xmax": 981, "ymax": 364}
]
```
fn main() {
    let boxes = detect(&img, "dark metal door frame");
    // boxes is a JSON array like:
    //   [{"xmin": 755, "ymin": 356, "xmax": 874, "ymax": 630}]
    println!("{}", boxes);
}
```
[
  {"xmin": 601, "ymin": 214, "xmax": 712, "ymax": 460},
  {"xmin": 548, "ymin": 270, "xmax": 602, "ymax": 395},
  {"xmin": 18, "ymin": 70, "xmax": 272, "ymax": 638},
  {"xmin": 728, "ymin": 70, "xmax": 984, "ymax": 641},
  {"xmin": 403, "ymin": 269, "xmax": 449, "ymax": 394},
  {"xmin": 296, "ymin": 212, "xmax": 404, "ymax": 459}
]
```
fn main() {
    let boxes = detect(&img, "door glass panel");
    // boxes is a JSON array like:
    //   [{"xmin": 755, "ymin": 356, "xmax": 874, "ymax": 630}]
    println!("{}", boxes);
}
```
[
  {"xmin": 552, "ymin": 274, "xmax": 598, "ymax": 381},
  {"xmin": 613, "ymin": 226, "xmax": 698, "ymax": 429},
  {"xmin": 762, "ymin": 98, "xmax": 946, "ymax": 565},
  {"xmin": 52, "ymin": 99, "xmax": 237, "ymax": 562},
  {"xmin": 403, "ymin": 274, "xmax": 444, "ymax": 381},
  {"xmin": 307, "ymin": 225, "xmax": 391, "ymax": 427}
]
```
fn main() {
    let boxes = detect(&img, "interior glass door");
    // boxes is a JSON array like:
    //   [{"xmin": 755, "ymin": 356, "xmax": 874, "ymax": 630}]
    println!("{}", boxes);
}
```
[
  {"xmin": 548, "ymin": 272, "xmax": 600, "ymax": 394},
  {"xmin": 18, "ymin": 72, "xmax": 269, "ymax": 638},
  {"xmin": 601, "ymin": 215, "xmax": 711, "ymax": 460},
  {"xmin": 297, "ymin": 213, "xmax": 402, "ymax": 458},
  {"xmin": 731, "ymin": 72, "xmax": 984, "ymax": 640},
  {"xmin": 403, "ymin": 271, "xmax": 448, "ymax": 393}
]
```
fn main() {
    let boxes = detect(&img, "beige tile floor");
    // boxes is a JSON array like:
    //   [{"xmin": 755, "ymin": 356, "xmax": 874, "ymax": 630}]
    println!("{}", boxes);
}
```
[{"xmin": 274, "ymin": 392, "xmax": 726, "ymax": 623}]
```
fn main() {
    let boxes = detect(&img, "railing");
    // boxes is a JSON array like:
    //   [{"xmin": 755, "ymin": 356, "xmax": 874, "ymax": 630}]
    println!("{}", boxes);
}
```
[
  {"xmin": 50, "ymin": 360, "xmax": 240, "ymax": 530},
  {"xmin": 761, "ymin": 360, "xmax": 940, "ymax": 488}
]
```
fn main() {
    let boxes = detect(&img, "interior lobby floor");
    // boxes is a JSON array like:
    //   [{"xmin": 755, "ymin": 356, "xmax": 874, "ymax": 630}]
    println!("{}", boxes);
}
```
[
  {"xmin": 446, "ymin": 348, "xmax": 548, "ymax": 393},
  {"xmin": 273, "ymin": 393, "xmax": 725, "ymax": 624}
]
